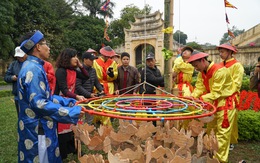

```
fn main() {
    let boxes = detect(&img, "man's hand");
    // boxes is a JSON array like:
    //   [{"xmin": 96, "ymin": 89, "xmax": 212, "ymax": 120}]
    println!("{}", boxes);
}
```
[
  {"xmin": 172, "ymin": 72, "xmax": 177, "ymax": 83},
  {"xmin": 107, "ymin": 67, "xmax": 114, "ymax": 77},
  {"xmin": 12, "ymin": 75, "xmax": 18, "ymax": 81},
  {"xmin": 97, "ymin": 91, "xmax": 105, "ymax": 97},
  {"xmin": 115, "ymin": 90, "xmax": 119, "ymax": 95},
  {"xmin": 76, "ymin": 57, "xmax": 83, "ymax": 68},
  {"xmin": 76, "ymin": 95, "xmax": 86, "ymax": 101},
  {"xmin": 90, "ymin": 93, "xmax": 97, "ymax": 98}
]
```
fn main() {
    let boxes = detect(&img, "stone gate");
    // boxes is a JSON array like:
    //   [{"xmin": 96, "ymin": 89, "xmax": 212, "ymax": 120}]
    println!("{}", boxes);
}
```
[{"xmin": 124, "ymin": 11, "xmax": 165, "ymax": 72}]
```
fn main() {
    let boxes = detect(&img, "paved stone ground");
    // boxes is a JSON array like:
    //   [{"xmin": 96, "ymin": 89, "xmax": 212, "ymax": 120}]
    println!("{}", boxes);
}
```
[{"xmin": 0, "ymin": 85, "xmax": 12, "ymax": 91}]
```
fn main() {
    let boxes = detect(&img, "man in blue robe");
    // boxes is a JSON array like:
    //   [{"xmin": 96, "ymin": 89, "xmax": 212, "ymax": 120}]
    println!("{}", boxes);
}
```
[{"xmin": 17, "ymin": 30, "xmax": 82, "ymax": 163}]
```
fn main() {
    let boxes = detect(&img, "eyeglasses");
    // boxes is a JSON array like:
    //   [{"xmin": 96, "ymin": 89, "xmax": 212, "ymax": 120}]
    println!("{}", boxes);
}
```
[{"xmin": 39, "ymin": 42, "xmax": 50, "ymax": 47}]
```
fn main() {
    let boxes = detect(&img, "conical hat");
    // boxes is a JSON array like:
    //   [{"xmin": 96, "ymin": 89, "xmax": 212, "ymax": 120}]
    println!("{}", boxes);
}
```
[
  {"xmin": 187, "ymin": 51, "xmax": 209, "ymax": 63},
  {"xmin": 86, "ymin": 48, "xmax": 98, "ymax": 55},
  {"xmin": 217, "ymin": 43, "xmax": 238, "ymax": 53},
  {"xmin": 100, "ymin": 46, "xmax": 116, "ymax": 57}
]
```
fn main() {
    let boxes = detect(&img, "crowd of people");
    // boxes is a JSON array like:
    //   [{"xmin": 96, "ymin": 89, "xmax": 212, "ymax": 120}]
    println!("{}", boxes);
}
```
[{"xmin": 4, "ymin": 30, "xmax": 255, "ymax": 163}]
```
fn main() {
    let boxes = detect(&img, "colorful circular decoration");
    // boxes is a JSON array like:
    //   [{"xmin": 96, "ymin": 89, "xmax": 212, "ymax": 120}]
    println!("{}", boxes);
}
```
[{"xmin": 77, "ymin": 94, "xmax": 217, "ymax": 121}]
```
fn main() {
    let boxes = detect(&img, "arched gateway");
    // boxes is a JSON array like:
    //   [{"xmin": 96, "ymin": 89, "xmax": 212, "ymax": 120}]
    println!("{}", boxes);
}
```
[{"xmin": 124, "ymin": 11, "xmax": 165, "ymax": 72}]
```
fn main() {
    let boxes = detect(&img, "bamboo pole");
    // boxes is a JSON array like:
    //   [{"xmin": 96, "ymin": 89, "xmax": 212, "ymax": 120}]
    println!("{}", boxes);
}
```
[{"xmin": 163, "ymin": 0, "xmax": 174, "ymax": 93}]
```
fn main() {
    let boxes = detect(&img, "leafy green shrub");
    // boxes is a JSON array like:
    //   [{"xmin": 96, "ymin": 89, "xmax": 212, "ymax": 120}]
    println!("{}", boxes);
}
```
[
  {"xmin": 191, "ymin": 76, "xmax": 196, "ymax": 86},
  {"xmin": 0, "ymin": 90, "xmax": 12, "ymax": 98},
  {"xmin": 240, "ymin": 75, "xmax": 250, "ymax": 91},
  {"xmin": 192, "ymin": 70, "xmax": 198, "ymax": 77},
  {"xmin": 0, "ymin": 81, "xmax": 8, "ymax": 86},
  {"xmin": 244, "ymin": 64, "xmax": 255, "ymax": 76},
  {"xmin": 238, "ymin": 110, "xmax": 260, "ymax": 141}
]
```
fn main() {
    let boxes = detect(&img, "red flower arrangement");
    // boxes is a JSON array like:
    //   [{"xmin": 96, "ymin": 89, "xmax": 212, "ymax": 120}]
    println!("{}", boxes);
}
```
[{"xmin": 238, "ymin": 90, "xmax": 260, "ymax": 112}]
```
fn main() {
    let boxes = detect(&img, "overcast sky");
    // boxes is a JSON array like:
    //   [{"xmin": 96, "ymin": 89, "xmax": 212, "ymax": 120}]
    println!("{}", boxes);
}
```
[{"xmin": 112, "ymin": 0, "xmax": 260, "ymax": 45}]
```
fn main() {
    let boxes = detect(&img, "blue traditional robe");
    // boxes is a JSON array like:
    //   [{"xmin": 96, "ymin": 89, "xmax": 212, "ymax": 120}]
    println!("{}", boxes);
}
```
[{"xmin": 17, "ymin": 55, "xmax": 81, "ymax": 163}]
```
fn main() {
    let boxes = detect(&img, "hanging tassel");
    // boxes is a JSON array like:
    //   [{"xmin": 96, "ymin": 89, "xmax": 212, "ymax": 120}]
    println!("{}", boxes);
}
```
[
  {"xmin": 222, "ymin": 118, "xmax": 230, "ymax": 128},
  {"xmin": 222, "ymin": 109, "xmax": 230, "ymax": 128},
  {"xmin": 221, "ymin": 95, "xmax": 235, "ymax": 128}
]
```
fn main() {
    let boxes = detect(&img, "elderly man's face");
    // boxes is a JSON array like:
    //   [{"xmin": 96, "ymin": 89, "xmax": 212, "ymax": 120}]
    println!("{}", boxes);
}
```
[
  {"xmin": 38, "ymin": 40, "xmax": 50, "ymax": 61},
  {"xmin": 146, "ymin": 58, "xmax": 156, "ymax": 68}
]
